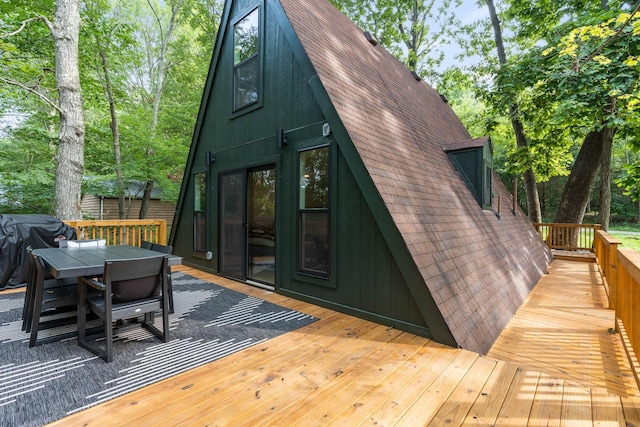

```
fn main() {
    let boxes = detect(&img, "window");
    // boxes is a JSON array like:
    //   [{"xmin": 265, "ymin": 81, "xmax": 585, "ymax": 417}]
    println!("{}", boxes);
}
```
[
  {"xmin": 483, "ymin": 165, "xmax": 492, "ymax": 209},
  {"xmin": 233, "ymin": 7, "xmax": 260, "ymax": 110},
  {"xmin": 298, "ymin": 146, "xmax": 330, "ymax": 276},
  {"xmin": 194, "ymin": 172, "xmax": 207, "ymax": 252},
  {"xmin": 444, "ymin": 137, "xmax": 493, "ymax": 210}
]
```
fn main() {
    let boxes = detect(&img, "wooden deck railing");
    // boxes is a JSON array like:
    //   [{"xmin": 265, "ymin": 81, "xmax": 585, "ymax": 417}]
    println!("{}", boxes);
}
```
[
  {"xmin": 63, "ymin": 219, "xmax": 167, "ymax": 246},
  {"xmin": 594, "ymin": 230, "xmax": 622, "ymax": 307},
  {"xmin": 532, "ymin": 223, "xmax": 602, "ymax": 251},
  {"xmin": 593, "ymin": 230, "xmax": 640, "ymax": 388},
  {"xmin": 614, "ymin": 248, "xmax": 640, "ymax": 387}
]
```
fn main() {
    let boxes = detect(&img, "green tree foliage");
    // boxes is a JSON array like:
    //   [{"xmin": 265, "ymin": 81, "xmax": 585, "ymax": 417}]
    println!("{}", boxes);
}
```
[
  {"xmin": 330, "ymin": 0, "xmax": 461, "ymax": 81},
  {"xmin": 508, "ymin": 2, "xmax": 639, "ymax": 225},
  {"xmin": 0, "ymin": 0, "xmax": 221, "ymax": 216},
  {"xmin": 444, "ymin": 0, "xmax": 640, "ymax": 224}
]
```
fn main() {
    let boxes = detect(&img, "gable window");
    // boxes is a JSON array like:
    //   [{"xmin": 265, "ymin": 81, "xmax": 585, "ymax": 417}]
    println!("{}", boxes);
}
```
[
  {"xmin": 444, "ymin": 137, "xmax": 493, "ymax": 210},
  {"xmin": 233, "ymin": 7, "xmax": 260, "ymax": 110},
  {"xmin": 298, "ymin": 146, "xmax": 330, "ymax": 277},
  {"xmin": 194, "ymin": 172, "xmax": 207, "ymax": 252}
]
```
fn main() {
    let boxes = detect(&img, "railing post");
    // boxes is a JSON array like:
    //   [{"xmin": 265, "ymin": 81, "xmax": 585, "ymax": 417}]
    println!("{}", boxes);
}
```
[
  {"xmin": 159, "ymin": 220, "xmax": 167, "ymax": 245},
  {"xmin": 609, "ymin": 242, "xmax": 619, "ymax": 309}
]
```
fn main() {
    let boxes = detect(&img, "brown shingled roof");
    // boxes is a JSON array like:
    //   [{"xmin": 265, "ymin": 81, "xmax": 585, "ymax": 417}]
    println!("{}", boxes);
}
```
[{"xmin": 279, "ymin": 0, "xmax": 551, "ymax": 353}]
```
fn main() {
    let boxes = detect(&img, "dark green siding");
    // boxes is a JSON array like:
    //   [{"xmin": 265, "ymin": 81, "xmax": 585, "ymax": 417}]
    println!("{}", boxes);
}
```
[
  {"xmin": 279, "ymin": 146, "xmax": 427, "ymax": 334},
  {"xmin": 172, "ymin": 0, "xmax": 430, "ymax": 339},
  {"xmin": 173, "ymin": 0, "xmax": 326, "ymax": 269}
]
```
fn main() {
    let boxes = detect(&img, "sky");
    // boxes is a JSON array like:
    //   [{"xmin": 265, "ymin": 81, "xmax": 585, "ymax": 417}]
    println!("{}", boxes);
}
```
[{"xmin": 435, "ymin": 0, "xmax": 490, "ymax": 71}]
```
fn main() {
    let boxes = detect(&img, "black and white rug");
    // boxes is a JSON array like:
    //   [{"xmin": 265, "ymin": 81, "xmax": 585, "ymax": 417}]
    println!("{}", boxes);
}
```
[{"xmin": 0, "ymin": 272, "xmax": 317, "ymax": 427}]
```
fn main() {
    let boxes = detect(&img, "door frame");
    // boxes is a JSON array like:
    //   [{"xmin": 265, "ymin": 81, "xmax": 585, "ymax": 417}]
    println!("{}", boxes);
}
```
[{"xmin": 218, "ymin": 164, "xmax": 277, "ymax": 289}]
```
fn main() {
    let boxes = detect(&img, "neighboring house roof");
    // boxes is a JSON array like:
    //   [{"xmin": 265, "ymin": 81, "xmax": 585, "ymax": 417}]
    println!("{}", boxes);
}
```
[{"xmin": 280, "ymin": 0, "xmax": 551, "ymax": 353}]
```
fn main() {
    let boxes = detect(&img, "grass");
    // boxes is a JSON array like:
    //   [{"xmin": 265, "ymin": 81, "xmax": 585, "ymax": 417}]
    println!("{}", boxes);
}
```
[
  {"xmin": 609, "ymin": 224, "xmax": 640, "ymax": 253},
  {"xmin": 608, "ymin": 232, "xmax": 640, "ymax": 253},
  {"xmin": 610, "ymin": 223, "xmax": 640, "ymax": 232}
]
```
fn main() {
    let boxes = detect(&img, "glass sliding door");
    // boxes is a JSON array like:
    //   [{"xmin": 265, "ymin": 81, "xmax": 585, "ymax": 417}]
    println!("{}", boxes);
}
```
[
  {"xmin": 219, "ymin": 166, "xmax": 276, "ymax": 286},
  {"xmin": 219, "ymin": 171, "xmax": 246, "ymax": 278}
]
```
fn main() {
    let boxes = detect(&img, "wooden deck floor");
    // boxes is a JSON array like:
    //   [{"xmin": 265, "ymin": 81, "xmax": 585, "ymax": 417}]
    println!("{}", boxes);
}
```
[
  {"xmin": 487, "ymin": 259, "xmax": 639, "ymax": 399},
  {"xmin": 39, "ymin": 260, "xmax": 640, "ymax": 426}
]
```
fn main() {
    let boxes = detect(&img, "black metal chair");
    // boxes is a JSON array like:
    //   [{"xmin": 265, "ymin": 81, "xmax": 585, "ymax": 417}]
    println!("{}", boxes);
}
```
[
  {"xmin": 140, "ymin": 240, "xmax": 174, "ymax": 313},
  {"xmin": 77, "ymin": 255, "xmax": 170, "ymax": 362},
  {"xmin": 149, "ymin": 243, "xmax": 174, "ymax": 313},
  {"xmin": 24, "ymin": 252, "xmax": 78, "ymax": 347}
]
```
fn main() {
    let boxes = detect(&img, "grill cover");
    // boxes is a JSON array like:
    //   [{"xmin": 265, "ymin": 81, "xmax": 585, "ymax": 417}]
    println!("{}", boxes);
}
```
[{"xmin": 0, "ymin": 214, "xmax": 76, "ymax": 289}]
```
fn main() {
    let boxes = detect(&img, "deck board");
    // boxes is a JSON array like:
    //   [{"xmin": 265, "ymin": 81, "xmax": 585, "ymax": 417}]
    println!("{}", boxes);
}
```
[
  {"xmin": 427, "ymin": 356, "xmax": 499, "ymax": 426},
  {"xmin": 527, "ymin": 374, "xmax": 564, "ymax": 427},
  {"xmin": 494, "ymin": 368, "xmax": 540, "ymax": 425},
  {"xmin": 487, "ymin": 259, "xmax": 640, "ymax": 399},
  {"xmin": 460, "ymin": 359, "xmax": 520, "ymax": 426},
  {"xmin": 25, "ymin": 259, "xmax": 639, "ymax": 426}
]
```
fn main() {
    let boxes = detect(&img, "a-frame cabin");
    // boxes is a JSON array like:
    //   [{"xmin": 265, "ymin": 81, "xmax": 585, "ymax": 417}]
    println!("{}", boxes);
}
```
[{"xmin": 170, "ymin": 0, "xmax": 552, "ymax": 354}]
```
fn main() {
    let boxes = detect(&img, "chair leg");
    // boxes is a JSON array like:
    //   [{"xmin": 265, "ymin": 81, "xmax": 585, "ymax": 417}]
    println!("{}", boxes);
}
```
[
  {"xmin": 164, "ymin": 268, "xmax": 171, "ymax": 340},
  {"xmin": 28, "ymin": 280, "xmax": 45, "ymax": 348},
  {"xmin": 105, "ymin": 302, "xmax": 113, "ymax": 363},
  {"xmin": 162, "ymin": 304, "xmax": 169, "ymax": 342},
  {"xmin": 77, "ymin": 278, "xmax": 87, "ymax": 346},
  {"xmin": 167, "ymin": 270, "xmax": 174, "ymax": 314},
  {"xmin": 22, "ymin": 263, "xmax": 36, "ymax": 332}
]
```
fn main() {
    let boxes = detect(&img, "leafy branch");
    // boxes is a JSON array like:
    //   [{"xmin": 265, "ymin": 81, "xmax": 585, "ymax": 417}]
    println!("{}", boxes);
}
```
[
  {"xmin": 0, "ymin": 15, "xmax": 54, "ymax": 38},
  {"xmin": 582, "ymin": 3, "xmax": 640, "ymax": 66},
  {"xmin": 0, "ymin": 76, "xmax": 62, "ymax": 114}
]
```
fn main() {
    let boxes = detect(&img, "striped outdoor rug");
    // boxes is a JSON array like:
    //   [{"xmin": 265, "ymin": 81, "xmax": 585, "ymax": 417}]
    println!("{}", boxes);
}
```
[{"xmin": 0, "ymin": 272, "xmax": 317, "ymax": 427}]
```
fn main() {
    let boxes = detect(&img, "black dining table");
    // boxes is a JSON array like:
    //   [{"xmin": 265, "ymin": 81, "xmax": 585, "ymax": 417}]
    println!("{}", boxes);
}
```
[{"xmin": 32, "ymin": 245, "xmax": 182, "ymax": 279}]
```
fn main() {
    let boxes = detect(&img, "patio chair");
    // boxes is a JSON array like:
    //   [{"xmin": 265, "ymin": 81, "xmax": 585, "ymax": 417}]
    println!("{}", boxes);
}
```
[
  {"xmin": 148, "ymin": 243, "xmax": 175, "ymax": 313},
  {"xmin": 77, "ymin": 255, "xmax": 170, "ymax": 362},
  {"xmin": 140, "ymin": 241, "xmax": 174, "ymax": 313},
  {"xmin": 25, "ymin": 252, "xmax": 78, "ymax": 347}
]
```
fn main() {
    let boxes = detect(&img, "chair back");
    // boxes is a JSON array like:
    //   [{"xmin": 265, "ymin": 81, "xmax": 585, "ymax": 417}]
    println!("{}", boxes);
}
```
[
  {"xmin": 30, "ymin": 252, "xmax": 46, "ymax": 289},
  {"xmin": 151, "ymin": 243, "xmax": 173, "ymax": 254},
  {"xmin": 140, "ymin": 241, "xmax": 172, "ymax": 254},
  {"xmin": 104, "ymin": 256, "xmax": 167, "ymax": 303}
]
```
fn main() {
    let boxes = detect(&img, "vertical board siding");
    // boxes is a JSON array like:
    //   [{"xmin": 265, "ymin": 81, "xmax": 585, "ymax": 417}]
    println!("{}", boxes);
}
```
[
  {"xmin": 173, "ymin": 0, "xmax": 325, "ymax": 267},
  {"xmin": 282, "ymin": 149, "xmax": 426, "ymax": 331},
  {"xmin": 173, "ymin": 0, "xmax": 427, "ymax": 337}
]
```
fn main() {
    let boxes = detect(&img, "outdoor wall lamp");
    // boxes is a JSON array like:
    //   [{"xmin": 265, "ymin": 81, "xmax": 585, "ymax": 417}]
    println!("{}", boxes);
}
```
[
  {"xmin": 205, "ymin": 151, "xmax": 216, "ymax": 166},
  {"xmin": 277, "ymin": 128, "xmax": 288, "ymax": 150}
]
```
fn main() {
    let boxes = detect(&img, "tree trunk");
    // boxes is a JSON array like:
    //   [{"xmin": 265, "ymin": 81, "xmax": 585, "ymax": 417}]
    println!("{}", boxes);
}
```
[
  {"xmin": 598, "ymin": 127, "xmax": 614, "ymax": 230},
  {"xmin": 554, "ymin": 129, "xmax": 608, "ymax": 224},
  {"xmin": 540, "ymin": 181, "xmax": 547, "ymax": 217},
  {"xmin": 139, "ymin": 180, "xmax": 154, "ymax": 219},
  {"xmin": 138, "ymin": 0, "xmax": 184, "ymax": 219},
  {"xmin": 97, "ymin": 45, "xmax": 126, "ymax": 219},
  {"xmin": 510, "ymin": 104, "xmax": 542, "ymax": 222},
  {"xmin": 52, "ymin": 0, "xmax": 85, "ymax": 220},
  {"xmin": 485, "ymin": 0, "xmax": 541, "ymax": 222}
]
